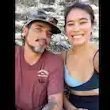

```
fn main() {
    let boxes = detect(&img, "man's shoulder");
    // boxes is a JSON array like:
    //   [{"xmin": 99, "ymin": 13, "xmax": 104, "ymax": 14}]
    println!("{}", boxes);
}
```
[
  {"xmin": 15, "ymin": 45, "xmax": 22, "ymax": 50},
  {"xmin": 44, "ymin": 50, "xmax": 63, "ymax": 62},
  {"xmin": 45, "ymin": 51, "xmax": 63, "ymax": 65},
  {"xmin": 15, "ymin": 45, "xmax": 22, "ymax": 57}
]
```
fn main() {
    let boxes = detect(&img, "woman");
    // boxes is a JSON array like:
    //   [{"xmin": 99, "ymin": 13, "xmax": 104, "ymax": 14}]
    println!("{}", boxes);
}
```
[{"xmin": 62, "ymin": 2, "xmax": 99, "ymax": 110}]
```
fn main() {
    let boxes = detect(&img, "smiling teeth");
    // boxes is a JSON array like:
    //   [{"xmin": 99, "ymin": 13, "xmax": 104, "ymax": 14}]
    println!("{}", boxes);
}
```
[{"xmin": 73, "ymin": 35, "xmax": 82, "ymax": 38}]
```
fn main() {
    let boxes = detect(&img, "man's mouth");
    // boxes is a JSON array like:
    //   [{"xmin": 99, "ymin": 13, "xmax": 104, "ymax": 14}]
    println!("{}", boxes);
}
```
[{"xmin": 35, "ymin": 39, "xmax": 48, "ymax": 45}]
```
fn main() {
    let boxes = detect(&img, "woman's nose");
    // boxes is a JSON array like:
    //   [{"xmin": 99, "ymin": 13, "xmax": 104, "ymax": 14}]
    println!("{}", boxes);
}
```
[{"xmin": 73, "ymin": 23, "xmax": 80, "ymax": 31}]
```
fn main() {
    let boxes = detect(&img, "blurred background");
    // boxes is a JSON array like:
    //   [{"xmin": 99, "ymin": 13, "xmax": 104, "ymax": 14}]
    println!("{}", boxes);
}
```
[{"xmin": 15, "ymin": 0, "xmax": 99, "ymax": 53}]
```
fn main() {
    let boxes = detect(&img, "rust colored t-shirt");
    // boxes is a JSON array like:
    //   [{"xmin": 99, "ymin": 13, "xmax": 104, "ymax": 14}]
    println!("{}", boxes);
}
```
[{"xmin": 15, "ymin": 46, "xmax": 64, "ymax": 110}]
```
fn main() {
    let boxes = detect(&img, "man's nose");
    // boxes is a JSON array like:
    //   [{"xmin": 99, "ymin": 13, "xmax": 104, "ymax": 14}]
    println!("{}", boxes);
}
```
[{"xmin": 41, "ymin": 31, "xmax": 48, "ymax": 39}]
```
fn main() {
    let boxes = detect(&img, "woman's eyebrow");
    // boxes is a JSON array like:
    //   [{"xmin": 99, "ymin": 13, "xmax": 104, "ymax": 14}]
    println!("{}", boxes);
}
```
[{"xmin": 67, "ymin": 18, "xmax": 88, "ymax": 23}]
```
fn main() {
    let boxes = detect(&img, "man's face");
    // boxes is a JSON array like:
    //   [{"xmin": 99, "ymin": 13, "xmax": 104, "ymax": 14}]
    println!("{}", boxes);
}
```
[{"xmin": 23, "ymin": 21, "xmax": 53, "ymax": 53}]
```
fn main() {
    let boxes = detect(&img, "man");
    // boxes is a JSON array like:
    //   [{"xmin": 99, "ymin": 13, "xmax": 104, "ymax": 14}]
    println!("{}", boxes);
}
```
[{"xmin": 15, "ymin": 9, "xmax": 64, "ymax": 110}]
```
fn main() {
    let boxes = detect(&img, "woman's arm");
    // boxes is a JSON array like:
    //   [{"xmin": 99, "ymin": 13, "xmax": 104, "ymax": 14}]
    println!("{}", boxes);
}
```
[{"xmin": 63, "ymin": 95, "xmax": 77, "ymax": 110}]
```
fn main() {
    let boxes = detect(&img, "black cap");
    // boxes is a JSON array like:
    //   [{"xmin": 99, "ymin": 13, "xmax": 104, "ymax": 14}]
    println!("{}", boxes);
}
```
[{"xmin": 25, "ymin": 9, "xmax": 61, "ymax": 34}]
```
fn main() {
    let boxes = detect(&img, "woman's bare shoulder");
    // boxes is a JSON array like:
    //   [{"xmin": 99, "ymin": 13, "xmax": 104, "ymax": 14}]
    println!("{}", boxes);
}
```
[
  {"xmin": 89, "ymin": 42, "xmax": 99, "ymax": 52},
  {"xmin": 89, "ymin": 42, "xmax": 99, "ymax": 72}
]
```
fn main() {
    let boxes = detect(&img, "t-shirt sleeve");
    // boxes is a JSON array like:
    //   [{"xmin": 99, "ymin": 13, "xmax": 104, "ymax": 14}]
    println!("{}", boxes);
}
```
[{"xmin": 47, "ymin": 55, "xmax": 64, "ymax": 95}]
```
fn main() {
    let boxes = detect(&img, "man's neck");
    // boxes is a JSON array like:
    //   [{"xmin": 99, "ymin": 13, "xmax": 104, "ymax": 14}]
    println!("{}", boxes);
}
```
[{"xmin": 23, "ymin": 45, "xmax": 42, "ymax": 65}]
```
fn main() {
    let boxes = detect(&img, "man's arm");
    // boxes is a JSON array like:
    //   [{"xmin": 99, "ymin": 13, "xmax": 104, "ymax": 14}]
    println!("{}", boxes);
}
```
[{"xmin": 42, "ymin": 93, "xmax": 63, "ymax": 110}]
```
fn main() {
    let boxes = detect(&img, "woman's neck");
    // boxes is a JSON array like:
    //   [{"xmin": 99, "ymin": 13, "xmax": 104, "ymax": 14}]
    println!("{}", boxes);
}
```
[{"xmin": 69, "ymin": 42, "xmax": 90, "ymax": 55}]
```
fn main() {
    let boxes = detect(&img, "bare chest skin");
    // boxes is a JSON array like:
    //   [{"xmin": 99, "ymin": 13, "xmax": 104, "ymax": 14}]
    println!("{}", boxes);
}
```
[{"xmin": 66, "ymin": 51, "xmax": 94, "ymax": 82}]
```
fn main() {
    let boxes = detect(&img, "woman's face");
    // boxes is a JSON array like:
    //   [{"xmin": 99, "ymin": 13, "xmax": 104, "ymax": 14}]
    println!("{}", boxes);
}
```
[{"xmin": 65, "ymin": 8, "xmax": 93, "ymax": 47}]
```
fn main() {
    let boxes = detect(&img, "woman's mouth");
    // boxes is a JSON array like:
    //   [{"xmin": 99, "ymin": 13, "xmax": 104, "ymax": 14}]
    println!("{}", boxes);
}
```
[{"xmin": 72, "ymin": 34, "xmax": 84, "ymax": 38}]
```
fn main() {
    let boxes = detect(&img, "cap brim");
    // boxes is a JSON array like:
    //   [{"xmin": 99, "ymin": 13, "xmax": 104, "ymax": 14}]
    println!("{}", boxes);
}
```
[{"xmin": 25, "ymin": 19, "xmax": 61, "ymax": 34}]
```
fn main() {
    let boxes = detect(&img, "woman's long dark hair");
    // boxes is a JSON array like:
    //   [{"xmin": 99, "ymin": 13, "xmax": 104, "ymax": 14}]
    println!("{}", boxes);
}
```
[{"xmin": 64, "ymin": 2, "xmax": 95, "ymax": 26}]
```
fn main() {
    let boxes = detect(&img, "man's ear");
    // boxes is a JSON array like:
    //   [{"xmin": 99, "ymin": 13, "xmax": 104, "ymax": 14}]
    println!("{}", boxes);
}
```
[{"xmin": 22, "ymin": 26, "xmax": 28, "ymax": 37}]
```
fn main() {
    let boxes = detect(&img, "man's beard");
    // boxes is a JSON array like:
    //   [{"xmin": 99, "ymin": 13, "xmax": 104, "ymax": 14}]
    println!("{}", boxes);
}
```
[
  {"xmin": 26, "ymin": 42, "xmax": 46, "ymax": 54},
  {"xmin": 32, "ymin": 46, "xmax": 45, "ymax": 53}
]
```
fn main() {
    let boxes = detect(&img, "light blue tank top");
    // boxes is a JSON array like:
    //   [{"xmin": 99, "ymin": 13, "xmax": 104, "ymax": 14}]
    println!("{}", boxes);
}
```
[
  {"xmin": 64, "ymin": 66, "xmax": 83, "ymax": 87},
  {"xmin": 64, "ymin": 65, "xmax": 99, "ymax": 91}
]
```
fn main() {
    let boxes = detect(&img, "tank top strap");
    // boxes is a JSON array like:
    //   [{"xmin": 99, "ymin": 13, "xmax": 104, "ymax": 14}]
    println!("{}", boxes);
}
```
[
  {"xmin": 93, "ymin": 49, "xmax": 99, "ymax": 72},
  {"xmin": 64, "ymin": 51, "xmax": 68, "ymax": 65}
]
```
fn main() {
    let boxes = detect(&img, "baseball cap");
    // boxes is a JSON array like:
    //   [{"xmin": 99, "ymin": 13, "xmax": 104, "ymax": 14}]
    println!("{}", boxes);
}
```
[{"xmin": 24, "ymin": 9, "xmax": 61, "ymax": 34}]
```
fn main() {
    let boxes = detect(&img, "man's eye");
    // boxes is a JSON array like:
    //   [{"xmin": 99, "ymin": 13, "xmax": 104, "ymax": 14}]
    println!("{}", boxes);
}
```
[
  {"xmin": 35, "ymin": 28, "xmax": 42, "ymax": 31},
  {"xmin": 47, "ymin": 32, "xmax": 53, "ymax": 37}
]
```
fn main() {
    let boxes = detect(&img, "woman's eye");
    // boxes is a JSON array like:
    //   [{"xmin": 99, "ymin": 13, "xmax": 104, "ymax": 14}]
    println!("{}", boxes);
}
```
[
  {"xmin": 80, "ymin": 21, "xmax": 87, "ymax": 24},
  {"xmin": 67, "ymin": 23, "xmax": 75, "ymax": 26}
]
